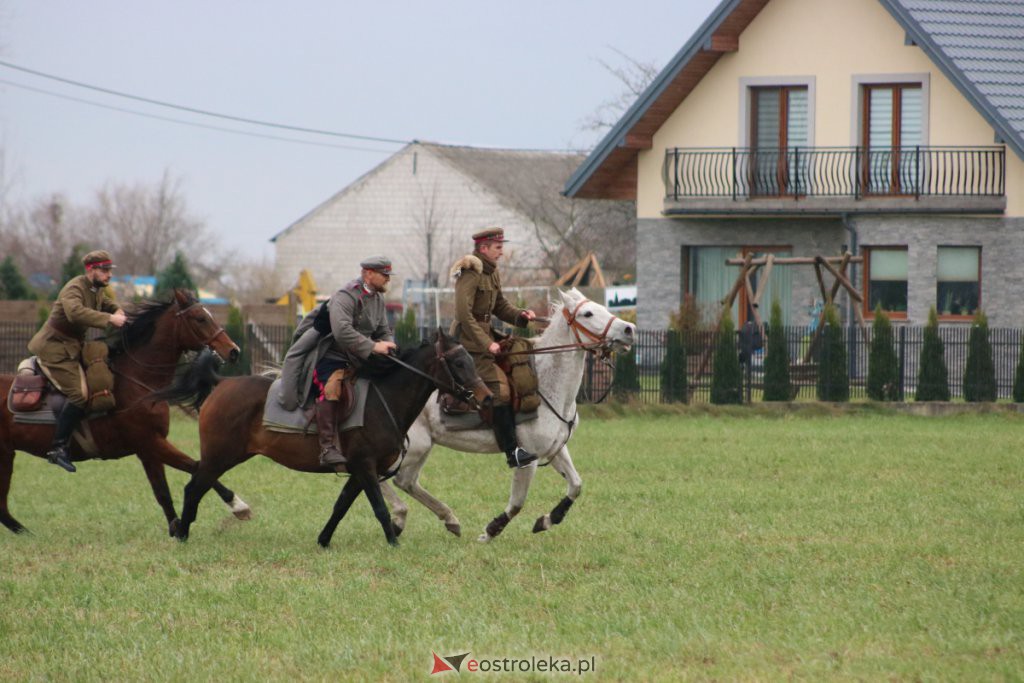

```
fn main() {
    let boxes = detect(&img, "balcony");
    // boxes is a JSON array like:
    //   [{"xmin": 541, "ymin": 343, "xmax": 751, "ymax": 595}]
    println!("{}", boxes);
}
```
[{"xmin": 662, "ymin": 146, "xmax": 1006, "ymax": 215}]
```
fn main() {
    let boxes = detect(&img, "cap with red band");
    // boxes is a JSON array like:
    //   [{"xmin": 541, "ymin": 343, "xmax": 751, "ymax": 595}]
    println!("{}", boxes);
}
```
[{"xmin": 82, "ymin": 250, "xmax": 116, "ymax": 270}]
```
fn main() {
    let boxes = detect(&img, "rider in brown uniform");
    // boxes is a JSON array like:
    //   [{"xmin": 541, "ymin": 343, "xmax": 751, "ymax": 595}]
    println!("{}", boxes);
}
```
[
  {"xmin": 28, "ymin": 250, "xmax": 127, "ymax": 472},
  {"xmin": 449, "ymin": 228, "xmax": 538, "ymax": 468}
]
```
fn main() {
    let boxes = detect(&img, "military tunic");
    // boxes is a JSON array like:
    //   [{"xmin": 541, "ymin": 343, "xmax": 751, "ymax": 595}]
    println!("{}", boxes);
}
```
[
  {"xmin": 449, "ymin": 252, "xmax": 528, "ymax": 404},
  {"xmin": 277, "ymin": 278, "xmax": 394, "ymax": 410},
  {"xmin": 28, "ymin": 275, "xmax": 120, "ymax": 407}
]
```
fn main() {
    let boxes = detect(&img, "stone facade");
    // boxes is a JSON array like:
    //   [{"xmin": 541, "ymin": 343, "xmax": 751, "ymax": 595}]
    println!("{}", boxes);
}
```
[{"xmin": 637, "ymin": 215, "xmax": 1024, "ymax": 330}]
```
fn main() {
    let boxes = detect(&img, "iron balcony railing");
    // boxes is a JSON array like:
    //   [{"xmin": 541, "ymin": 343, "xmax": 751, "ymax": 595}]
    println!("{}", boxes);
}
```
[{"xmin": 663, "ymin": 146, "xmax": 1006, "ymax": 201}]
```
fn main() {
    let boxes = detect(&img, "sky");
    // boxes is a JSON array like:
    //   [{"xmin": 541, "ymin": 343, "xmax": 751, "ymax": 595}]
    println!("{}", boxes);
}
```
[{"xmin": 0, "ymin": 1, "xmax": 721, "ymax": 264}]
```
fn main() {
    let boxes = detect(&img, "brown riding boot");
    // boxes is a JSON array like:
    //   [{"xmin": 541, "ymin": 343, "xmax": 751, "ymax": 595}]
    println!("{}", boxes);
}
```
[{"xmin": 315, "ymin": 399, "xmax": 346, "ymax": 467}]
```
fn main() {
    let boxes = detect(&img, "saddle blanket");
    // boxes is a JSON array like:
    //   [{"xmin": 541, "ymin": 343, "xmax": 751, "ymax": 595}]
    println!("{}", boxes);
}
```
[
  {"xmin": 262, "ymin": 377, "xmax": 370, "ymax": 434},
  {"xmin": 440, "ymin": 407, "xmax": 539, "ymax": 432}
]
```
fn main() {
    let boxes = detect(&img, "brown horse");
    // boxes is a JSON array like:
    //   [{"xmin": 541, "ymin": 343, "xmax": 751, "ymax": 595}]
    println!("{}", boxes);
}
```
[
  {"xmin": 0, "ymin": 289, "xmax": 246, "ymax": 536},
  {"xmin": 162, "ymin": 330, "xmax": 490, "ymax": 547}
]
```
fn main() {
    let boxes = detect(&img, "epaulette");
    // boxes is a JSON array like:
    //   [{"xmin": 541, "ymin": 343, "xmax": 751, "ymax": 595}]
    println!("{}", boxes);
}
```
[{"xmin": 450, "ymin": 254, "xmax": 482, "ymax": 281}]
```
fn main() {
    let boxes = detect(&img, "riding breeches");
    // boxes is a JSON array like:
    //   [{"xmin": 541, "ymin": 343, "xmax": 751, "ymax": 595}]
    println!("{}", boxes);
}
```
[{"xmin": 472, "ymin": 352, "xmax": 511, "ymax": 406}]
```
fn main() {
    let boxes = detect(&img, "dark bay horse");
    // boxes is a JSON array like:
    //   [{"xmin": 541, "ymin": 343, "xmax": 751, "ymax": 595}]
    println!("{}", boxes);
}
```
[
  {"xmin": 0, "ymin": 289, "xmax": 247, "ymax": 536},
  {"xmin": 163, "ymin": 331, "xmax": 490, "ymax": 547}
]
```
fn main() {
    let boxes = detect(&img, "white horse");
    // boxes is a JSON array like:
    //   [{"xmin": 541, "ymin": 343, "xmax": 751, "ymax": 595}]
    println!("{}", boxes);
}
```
[{"xmin": 381, "ymin": 288, "xmax": 636, "ymax": 542}]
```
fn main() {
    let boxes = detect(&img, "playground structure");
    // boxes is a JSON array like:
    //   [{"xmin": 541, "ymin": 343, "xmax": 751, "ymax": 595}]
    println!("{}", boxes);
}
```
[{"xmin": 691, "ymin": 252, "xmax": 869, "ymax": 389}]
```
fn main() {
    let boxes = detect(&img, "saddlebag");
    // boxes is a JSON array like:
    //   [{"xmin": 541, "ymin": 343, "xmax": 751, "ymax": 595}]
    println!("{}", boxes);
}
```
[
  {"xmin": 82, "ymin": 341, "xmax": 116, "ymax": 413},
  {"xmin": 11, "ymin": 371, "xmax": 46, "ymax": 412}
]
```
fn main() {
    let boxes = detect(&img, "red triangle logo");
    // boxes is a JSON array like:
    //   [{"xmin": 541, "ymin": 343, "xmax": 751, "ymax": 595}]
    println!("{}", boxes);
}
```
[{"xmin": 431, "ymin": 651, "xmax": 455, "ymax": 675}]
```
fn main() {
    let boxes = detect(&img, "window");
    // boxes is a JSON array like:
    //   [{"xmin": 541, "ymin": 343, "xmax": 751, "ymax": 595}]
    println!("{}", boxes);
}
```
[
  {"xmin": 750, "ymin": 86, "xmax": 808, "ymax": 196},
  {"xmin": 864, "ymin": 247, "xmax": 908, "ymax": 317},
  {"xmin": 684, "ymin": 245, "xmax": 792, "ymax": 325},
  {"xmin": 862, "ymin": 83, "xmax": 923, "ymax": 194},
  {"xmin": 937, "ymin": 247, "xmax": 980, "ymax": 317}
]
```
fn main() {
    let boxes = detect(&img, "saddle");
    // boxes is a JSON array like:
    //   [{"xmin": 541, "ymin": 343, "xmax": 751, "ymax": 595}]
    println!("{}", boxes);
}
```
[
  {"xmin": 440, "ymin": 336, "xmax": 540, "ymax": 428},
  {"xmin": 7, "ymin": 343, "xmax": 116, "ymax": 415}
]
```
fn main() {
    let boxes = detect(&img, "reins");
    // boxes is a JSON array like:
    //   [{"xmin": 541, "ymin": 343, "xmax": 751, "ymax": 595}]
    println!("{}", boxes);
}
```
[
  {"xmin": 499, "ymin": 298, "xmax": 620, "ymax": 360},
  {"xmin": 384, "ymin": 341, "xmax": 475, "ymax": 401}
]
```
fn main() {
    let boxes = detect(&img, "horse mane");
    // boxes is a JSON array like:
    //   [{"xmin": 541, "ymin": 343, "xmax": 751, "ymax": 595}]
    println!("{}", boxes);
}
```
[{"xmin": 108, "ymin": 289, "xmax": 198, "ymax": 354}]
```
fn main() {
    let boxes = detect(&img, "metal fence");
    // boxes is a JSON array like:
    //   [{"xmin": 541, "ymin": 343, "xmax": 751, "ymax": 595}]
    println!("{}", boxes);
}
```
[
  {"xmin": 1, "ymin": 321, "xmax": 1018, "ymax": 405},
  {"xmin": 622, "ymin": 324, "xmax": 1024, "ymax": 403}
]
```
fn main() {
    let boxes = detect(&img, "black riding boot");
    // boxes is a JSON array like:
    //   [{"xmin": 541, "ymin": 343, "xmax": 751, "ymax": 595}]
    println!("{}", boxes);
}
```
[
  {"xmin": 492, "ymin": 405, "xmax": 537, "ymax": 469},
  {"xmin": 315, "ymin": 399, "xmax": 346, "ymax": 467},
  {"xmin": 46, "ymin": 402, "xmax": 85, "ymax": 473}
]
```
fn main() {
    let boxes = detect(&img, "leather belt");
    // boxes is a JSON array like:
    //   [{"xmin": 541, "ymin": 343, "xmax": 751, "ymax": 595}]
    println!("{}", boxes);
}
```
[
  {"xmin": 47, "ymin": 318, "xmax": 81, "ymax": 340},
  {"xmin": 473, "ymin": 313, "xmax": 492, "ymax": 323}
]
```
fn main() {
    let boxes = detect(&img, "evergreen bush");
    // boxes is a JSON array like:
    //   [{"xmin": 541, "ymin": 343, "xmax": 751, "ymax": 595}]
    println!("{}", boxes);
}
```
[
  {"xmin": 612, "ymin": 347, "xmax": 640, "ymax": 402},
  {"xmin": 816, "ymin": 304, "xmax": 849, "ymax": 402},
  {"xmin": 710, "ymin": 315, "xmax": 742, "ymax": 404},
  {"xmin": 1013, "ymin": 334, "xmax": 1024, "ymax": 403},
  {"xmin": 0, "ymin": 256, "xmax": 35, "ymax": 300},
  {"xmin": 394, "ymin": 307, "xmax": 420, "ymax": 349},
  {"xmin": 659, "ymin": 329, "xmax": 688, "ymax": 403},
  {"xmin": 963, "ymin": 310, "xmax": 996, "ymax": 402},
  {"xmin": 219, "ymin": 306, "xmax": 250, "ymax": 376},
  {"xmin": 916, "ymin": 307, "xmax": 950, "ymax": 401},
  {"xmin": 762, "ymin": 299, "xmax": 791, "ymax": 401},
  {"xmin": 51, "ymin": 244, "xmax": 89, "ymax": 299},
  {"xmin": 867, "ymin": 305, "xmax": 899, "ymax": 401}
]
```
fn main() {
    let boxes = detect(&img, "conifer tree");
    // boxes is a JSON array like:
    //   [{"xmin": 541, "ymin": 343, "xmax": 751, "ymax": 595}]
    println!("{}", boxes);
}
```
[
  {"xmin": 710, "ymin": 315, "xmax": 742, "ymax": 404},
  {"xmin": 155, "ymin": 252, "xmax": 197, "ymax": 298},
  {"xmin": 394, "ymin": 307, "xmax": 420, "ymax": 349},
  {"xmin": 0, "ymin": 256, "xmax": 35, "ymax": 300},
  {"xmin": 963, "ymin": 310, "xmax": 996, "ymax": 402},
  {"xmin": 50, "ymin": 244, "xmax": 89, "ymax": 298},
  {"xmin": 613, "ymin": 347, "xmax": 640, "ymax": 402},
  {"xmin": 816, "ymin": 304, "xmax": 849, "ymax": 401},
  {"xmin": 659, "ymin": 329, "xmax": 688, "ymax": 403},
  {"xmin": 1012, "ymin": 333, "xmax": 1024, "ymax": 403},
  {"xmin": 867, "ymin": 305, "xmax": 899, "ymax": 401},
  {"xmin": 762, "ymin": 300, "xmax": 791, "ymax": 401},
  {"xmin": 219, "ymin": 305, "xmax": 249, "ymax": 376},
  {"xmin": 916, "ymin": 306, "xmax": 950, "ymax": 401}
]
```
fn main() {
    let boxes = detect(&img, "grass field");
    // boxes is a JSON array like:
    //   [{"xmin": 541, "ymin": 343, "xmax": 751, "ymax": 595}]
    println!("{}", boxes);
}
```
[{"xmin": 2, "ymin": 408, "xmax": 1023, "ymax": 681}]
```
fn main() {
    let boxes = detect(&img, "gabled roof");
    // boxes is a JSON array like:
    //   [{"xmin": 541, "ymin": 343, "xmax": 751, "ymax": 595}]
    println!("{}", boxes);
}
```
[
  {"xmin": 879, "ymin": 0, "xmax": 1024, "ymax": 160},
  {"xmin": 565, "ymin": 0, "xmax": 1024, "ymax": 200}
]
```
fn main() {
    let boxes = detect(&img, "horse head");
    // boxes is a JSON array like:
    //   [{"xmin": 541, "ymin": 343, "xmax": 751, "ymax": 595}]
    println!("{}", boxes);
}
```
[
  {"xmin": 558, "ymin": 288, "xmax": 636, "ymax": 355},
  {"xmin": 171, "ymin": 289, "xmax": 241, "ymax": 363},
  {"xmin": 433, "ymin": 327, "xmax": 492, "ymax": 408}
]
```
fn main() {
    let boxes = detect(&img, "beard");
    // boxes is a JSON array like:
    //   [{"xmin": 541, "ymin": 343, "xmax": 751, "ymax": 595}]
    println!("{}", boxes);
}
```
[
  {"xmin": 89, "ymin": 272, "xmax": 110, "ymax": 288},
  {"xmin": 375, "ymin": 280, "xmax": 390, "ymax": 294}
]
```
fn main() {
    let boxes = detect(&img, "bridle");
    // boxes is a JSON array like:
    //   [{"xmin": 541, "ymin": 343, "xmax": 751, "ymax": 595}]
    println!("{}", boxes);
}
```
[
  {"xmin": 117, "ymin": 301, "xmax": 232, "ymax": 372},
  {"xmin": 384, "ymin": 339, "xmax": 481, "ymax": 406},
  {"xmin": 502, "ymin": 297, "xmax": 623, "ymax": 360}
]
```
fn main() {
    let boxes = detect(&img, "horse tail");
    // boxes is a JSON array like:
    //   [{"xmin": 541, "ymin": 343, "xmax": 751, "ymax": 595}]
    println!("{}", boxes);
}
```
[{"xmin": 149, "ymin": 349, "xmax": 224, "ymax": 411}]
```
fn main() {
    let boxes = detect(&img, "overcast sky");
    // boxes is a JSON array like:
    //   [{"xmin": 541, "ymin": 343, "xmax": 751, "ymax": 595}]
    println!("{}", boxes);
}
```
[{"xmin": 0, "ymin": 1, "xmax": 720, "ymax": 263}]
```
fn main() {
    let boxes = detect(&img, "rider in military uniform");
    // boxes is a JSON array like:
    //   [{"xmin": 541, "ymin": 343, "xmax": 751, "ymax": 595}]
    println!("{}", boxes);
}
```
[
  {"xmin": 280, "ymin": 256, "xmax": 397, "ymax": 468},
  {"xmin": 28, "ymin": 250, "xmax": 127, "ymax": 473},
  {"xmin": 449, "ymin": 228, "xmax": 538, "ymax": 468}
]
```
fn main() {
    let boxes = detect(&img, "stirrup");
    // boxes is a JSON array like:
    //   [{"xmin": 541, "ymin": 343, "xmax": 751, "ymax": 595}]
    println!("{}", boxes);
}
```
[
  {"xmin": 319, "ymin": 448, "xmax": 346, "ymax": 467},
  {"xmin": 46, "ymin": 447, "xmax": 77, "ymax": 473},
  {"xmin": 506, "ymin": 447, "xmax": 537, "ymax": 469}
]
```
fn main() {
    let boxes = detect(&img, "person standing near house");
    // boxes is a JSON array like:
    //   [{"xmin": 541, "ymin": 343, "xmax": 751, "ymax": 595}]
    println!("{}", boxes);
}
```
[
  {"xmin": 449, "ymin": 227, "xmax": 538, "ymax": 468},
  {"xmin": 28, "ymin": 250, "xmax": 127, "ymax": 473},
  {"xmin": 279, "ymin": 256, "xmax": 397, "ymax": 468}
]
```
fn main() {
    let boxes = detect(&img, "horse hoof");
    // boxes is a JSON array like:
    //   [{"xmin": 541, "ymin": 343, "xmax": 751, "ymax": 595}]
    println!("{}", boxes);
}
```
[
  {"xmin": 476, "ymin": 532, "xmax": 492, "ymax": 543},
  {"xmin": 317, "ymin": 536, "xmax": 331, "ymax": 549},
  {"xmin": 392, "ymin": 524, "xmax": 404, "ymax": 539},
  {"xmin": 168, "ymin": 519, "xmax": 181, "ymax": 538},
  {"xmin": 230, "ymin": 496, "xmax": 253, "ymax": 521},
  {"xmin": 445, "ymin": 522, "xmax": 462, "ymax": 537},
  {"xmin": 532, "ymin": 515, "xmax": 552, "ymax": 534},
  {"xmin": 388, "ymin": 538, "xmax": 400, "ymax": 548}
]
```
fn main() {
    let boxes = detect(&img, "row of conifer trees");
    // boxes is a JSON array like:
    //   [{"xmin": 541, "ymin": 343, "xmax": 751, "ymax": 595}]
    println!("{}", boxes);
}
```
[{"xmin": 614, "ymin": 301, "xmax": 1022, "ymax": 403}]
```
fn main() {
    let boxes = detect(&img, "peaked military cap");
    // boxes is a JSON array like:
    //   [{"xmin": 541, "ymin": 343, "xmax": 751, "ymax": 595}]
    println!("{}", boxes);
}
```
[
  {"xmin": 82, "ymin": 250, "xmax": 116, "ymax": 269},
  {"xmin": 360, "ymin": 256, "xmax": 393, "ymax": 275},
  {"xmin": 472, "ymin": 227, "xmax": 508, "ymax": 243}
]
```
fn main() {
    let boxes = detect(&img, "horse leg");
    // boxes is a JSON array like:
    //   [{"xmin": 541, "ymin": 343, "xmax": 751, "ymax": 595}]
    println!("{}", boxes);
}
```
[
  {"xmin": 136, "ymin": 455, "xmax": 181, "ymax": 537},
  {"xmin": 380, "ymin": 482, "xmax": 408, "ymax": 538},
  {"xmin": 360, "ymin": 473, "xmax": 399, "ymax": 547},
  {"xmin": 317, "ymin": 476, "xmax": 363, "ymax": 549},
  {"xmin": 0, "ymin": 448, "xmax": 27, "ymax": 534},
  {"xmin": 150, "ymin": 436, "xmax": 252, "ymax": 521},
  {"xmin": 390, "ymin": 432, "xmax": 462, "ymax": 537},
  {"xmin": 478, "ymin": 461, "xmax": 538, "ymax": 543},
  {"xmin": 532, "ymin": 446, "xmax": 582, "ymax": 533}
]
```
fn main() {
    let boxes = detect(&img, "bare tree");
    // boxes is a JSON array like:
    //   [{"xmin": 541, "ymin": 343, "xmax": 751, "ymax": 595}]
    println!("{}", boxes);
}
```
[
  {"xmin": 216, "ymin": 253, "xmax": 286, "ymax": 305},
  {"xmin": 579, "ymin": 48, "xmax": 659, "ymax": 136},
  {"xmin": 407, "ymin": 180, "xmax": 460, "ymax": 288},
  {"xmin": 0, "ymin": 194, "xmax": 84, "ymax": 285},
  {"xmin": 92, "ymin": 170, "xmax": 216, "ymax": 275}
]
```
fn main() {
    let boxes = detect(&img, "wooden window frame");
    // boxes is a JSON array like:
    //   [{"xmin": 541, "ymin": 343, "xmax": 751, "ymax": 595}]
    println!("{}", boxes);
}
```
[
  {"xmin": 862, "ymin": 245, "xmax": 909, "ymax": 320},
  {"xmin": 936, "ymin": 246, "xmax": 981, "ymax": 321},
  {"xmin": 750, "ymin": 86, "xmax": 807, "ymax": 197},
  {"xmin": 861, "ymin": 83, "xmax": 922, "ymax": 196}
]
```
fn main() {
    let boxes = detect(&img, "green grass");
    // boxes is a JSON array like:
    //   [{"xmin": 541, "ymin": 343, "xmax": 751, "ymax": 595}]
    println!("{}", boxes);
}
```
[{"xmin": 2, "ymin": 410, "xmax": 1023, "ymax": 681}]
